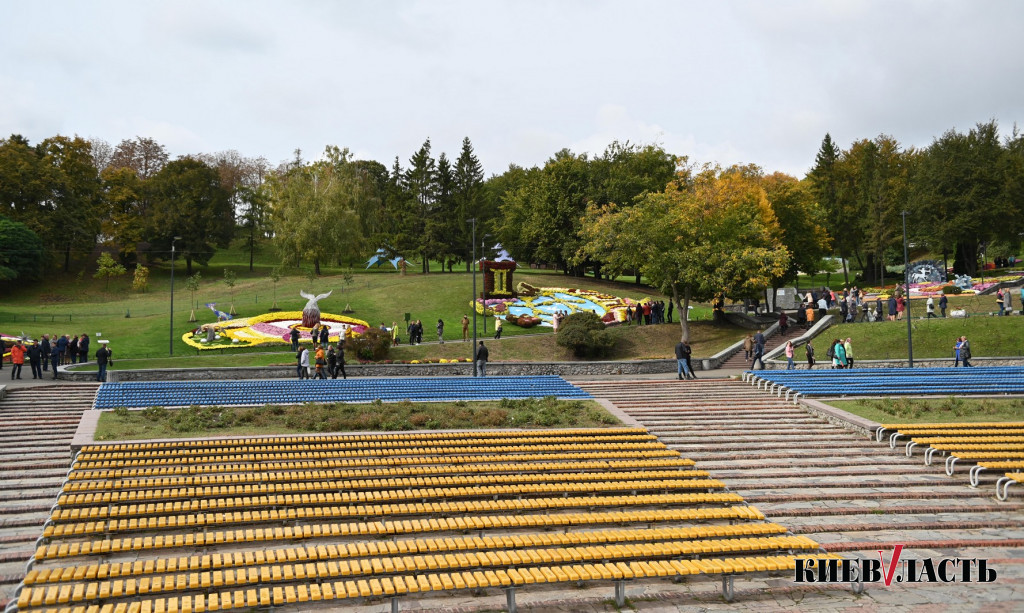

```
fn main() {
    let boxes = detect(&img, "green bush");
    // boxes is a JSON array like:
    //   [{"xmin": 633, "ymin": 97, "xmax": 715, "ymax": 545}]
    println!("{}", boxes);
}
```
[
  {"xmin": 555, "ymin": 312, "xmax": 616, "ymax": 358},
  {"xmin": 347, "ymin": 327, "xmax": 391, "ymax": 361},
  {"xmin": 942, "ymin": 285, "xmax": 963, "ymax": 294}
]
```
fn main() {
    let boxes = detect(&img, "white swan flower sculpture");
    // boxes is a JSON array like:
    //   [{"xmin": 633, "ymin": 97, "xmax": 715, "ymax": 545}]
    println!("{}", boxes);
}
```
[{"xmin": 299, "ymin": 290, "xmax": 333, "ymax": 327}]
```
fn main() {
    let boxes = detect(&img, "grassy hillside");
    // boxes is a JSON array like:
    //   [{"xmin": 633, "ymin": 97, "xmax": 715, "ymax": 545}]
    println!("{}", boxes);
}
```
[
  {"xmin": 805, "ymin": 314, "xmax": 1024, "ymax": 360},
  {"xmin": 5, "ymin": 244, "xmax": 724, "ymax": 365}
]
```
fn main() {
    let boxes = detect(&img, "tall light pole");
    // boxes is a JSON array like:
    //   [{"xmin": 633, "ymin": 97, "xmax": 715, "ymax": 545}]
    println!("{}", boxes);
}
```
[
  {"xmin": 901, "ymin": 212, "xmax": 913, "ymax": 367},
  {"xmin": 170, "ymin": 236, "xmax": 182, "ymax": 356},
  {"xmin": 481, "ymin": 234, "xmax": 490, "ymax": 334},
  {"xmin": 469, "ymin": 219, "xmax": 478, "ymax": 376}
]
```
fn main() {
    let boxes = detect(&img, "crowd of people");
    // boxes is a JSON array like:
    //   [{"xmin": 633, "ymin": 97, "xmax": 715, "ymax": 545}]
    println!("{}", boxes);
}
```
[
  {"xmin": 295, "ymin": 340, "xmax": 347, "ymax": 380},
  {"xmin": 0, "ymin": 333, "xmax": 105, "ymax": 380},
  {"xmin": 625, "ymin": 300, "xmax": 672, "ymax": 325}
]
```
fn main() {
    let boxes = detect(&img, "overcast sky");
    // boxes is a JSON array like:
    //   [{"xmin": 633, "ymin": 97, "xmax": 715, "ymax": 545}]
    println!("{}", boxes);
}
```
[{"xmin": 3, "ymin": 0, "xmax": 1022, "ymax": 177}]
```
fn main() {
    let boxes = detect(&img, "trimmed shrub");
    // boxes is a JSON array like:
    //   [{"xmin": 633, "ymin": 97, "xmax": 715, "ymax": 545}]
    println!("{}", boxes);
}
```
[
  {"xmin": 556, "ymin": 312, "xmax": 616, "ymax": 358},
  {"xmin": 942, "ymin": 285, "xmax": 963, "ymax": 294},
  {"xmin": 347, "ymin": 327, "xmax": 391, "ymax": 361}
]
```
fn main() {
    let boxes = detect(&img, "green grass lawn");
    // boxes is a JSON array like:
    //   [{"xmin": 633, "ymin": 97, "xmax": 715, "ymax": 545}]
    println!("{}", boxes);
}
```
[
  {"xmin": 67, "ymin": 319, "xmax": 743, "ymax": 371},
  {"xmin": 9, "ymin": 242, "xmax": 724, "ymax": 365},
  {"xmin": 94, "ymin": 397, "xmax": 620, "ymax": 441},
  {"xmin": 828, "ymin": 397, "xmax": 1024, "ymax": 424},
  {"xmin": 818, "ymin": 314, "xmax": 1024, "ymax": 360}
]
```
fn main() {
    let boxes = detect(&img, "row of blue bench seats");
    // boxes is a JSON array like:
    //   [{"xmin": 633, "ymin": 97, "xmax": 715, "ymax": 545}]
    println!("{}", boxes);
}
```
[
  {"xmin": 748, "ymin": 367, "xmax": 1024, "ymax": 396},
  {"xmin": 93, "ymin": 376, "xmax": 593, "ymax": 409}
]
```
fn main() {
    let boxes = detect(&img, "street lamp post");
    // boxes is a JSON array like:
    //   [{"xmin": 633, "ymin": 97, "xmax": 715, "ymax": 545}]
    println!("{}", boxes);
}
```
[
  {"xmin": 901, "ymin": 212, "xmax": 913, "ymax": 367},
  {"xmin": 469, "ymin": 219, "xmax": 478, "ymax": 376},
  {"xmin": 481, "ymin": 235, "xmax": 490, "ymax": 334},
  {"xmin": 170, "ymin": 236, "xmax": 182, "ymax": 357}
]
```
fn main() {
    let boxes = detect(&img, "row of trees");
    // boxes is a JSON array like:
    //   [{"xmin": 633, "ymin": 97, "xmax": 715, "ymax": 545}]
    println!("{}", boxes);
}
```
[
  {"xmin": 0, "ymin": 135, "xmax": 256, "ymax": 276},
  {"xmin": 267, "ymin": 137, "xmax": 491, "ymax": 275},
  {"xmin": 808, "ymin": 120, "xmax": 1024, "ymax": 282}
]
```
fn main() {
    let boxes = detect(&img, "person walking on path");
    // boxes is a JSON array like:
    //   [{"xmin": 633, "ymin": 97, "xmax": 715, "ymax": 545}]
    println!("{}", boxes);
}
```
[
  {"xmin": 50, "ymin": 341, "xmax": 61, "ymax": 379},
  {"xmin": 290, "ymin": 328, "xmax": 300, "ymax": 352},
  {"xmin": 996, "ymin": 290, "xmax": 1005, "ymax": 315},
  {"xmin": 832, "ymin": 339, "xmax": 848, "ymax": 369},
  {"xmin": 785, "ymin": 341, "xmax": 795, "ymax": 370},
  {"xmin": 297, "ymin": 347, "xmax": 309, "ymax": 379},
  {"xmin": 40, "ymin": 335, "xmax": 50, "ymax": 372},
  {"xmin": 939, "ymin": 294, "xmax": 948, "ymax": 317},
  {"xmin": 95, "ymin": 343, "xmax": 112, "ymax": 382},
  {"xmin": 844, "ymin": 338, "xmax": 855, "ymax": 368},
  {"xmin": 436, "ymin": 319, "xmax": 445, "ymax": 344},
  {"xmin": 474, "ymin": 341, "xmax": 489, "ymax": 377},
  {"xmin": 9, "ymin": 340, "xmax": 25, "ymax": 379},
  {"xmin": 27, "ymin": 340, "xmax": 43, "ymax": 379},
  {"xmin": 674, "ymin": 340, "xmax": 694, "ymax": 380},
  {"xmin": 926, "ymin": 296, "xmax": 936, "ymax": 318},
  {"xmin": 78, "ymin": 334, "xmax": 90, "ymax": 364},
  {"xmin": 327, "ymin": 346, "xmax": 338, "ymax": 379},
  {"xmin": 493, "ymin": 317, "xmax": 503, "ymax": 340},
  {"xmin": 743, "ymin": 334, "xmax": 753, "ymax": 362},
  {"xmin": 960, "ymin": 336, "xmax": 973, "ymax": 367},
  {"xmin": 461, "ymin": 315, "xmax": 469, "ymax": 341},
  {"xmin": 335, "ymin": 341, "xmax": 347, "ymax": 379},
  {"xmin": 805, "ymin": 339, "xmax": 815, "ymax": 369},
  {"xmin": 1006, "ymin": 291, "xmax": 1013, "ymax": 316},
  {"xmin": 751, "ymin": 331, "xmax": 765, "ymax": 370},
  {"xmin": 314, "ymin": 345, "xmax": 326, "ymax": 379}
]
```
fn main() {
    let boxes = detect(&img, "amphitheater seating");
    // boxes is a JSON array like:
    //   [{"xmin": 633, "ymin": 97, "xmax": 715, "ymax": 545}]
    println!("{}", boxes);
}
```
[
  {"xmin": 13, "ymin": 428, "xmax": 841, "ymax": 611},
  {"xmin": 747, "ymin": 366, "xmax": 1024, "ymax": 397},
  {"xmin": 875, "ymin": 422, "xmax": 1024, "ymax": 499},
  {"xmin": 92, "ymin": 377, "xmax": 591, "ymax": 410}
]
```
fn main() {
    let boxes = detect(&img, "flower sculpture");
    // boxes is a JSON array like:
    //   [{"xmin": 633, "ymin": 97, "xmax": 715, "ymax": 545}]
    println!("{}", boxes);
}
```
[
  {"xmin": 183, "ymin": 311, "xmax": 369, "ymax": 350},
  {"xmin": 299, "ymin": 290, "xmax": 332, "ymax": 327}
]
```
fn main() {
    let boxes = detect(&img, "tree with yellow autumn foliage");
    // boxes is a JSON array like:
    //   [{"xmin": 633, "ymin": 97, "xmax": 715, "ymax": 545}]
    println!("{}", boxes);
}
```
[{"xmin": 579, "ymin": 163, "xmax": 790, "ymax": 342}]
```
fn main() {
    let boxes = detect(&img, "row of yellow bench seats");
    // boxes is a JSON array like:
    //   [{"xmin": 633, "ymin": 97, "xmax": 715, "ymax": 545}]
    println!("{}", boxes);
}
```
[
  {"xmin": 79, "ymin": 428, "xmax": 652, "ymax": 451},
  {"xmin": 74, "ymin": 440, "xmax": 667, "ymax": 462},
  {"xmin": 49, "ymin": 492, "xmax": 745, "ymax": 529},
  {"xmin": 38, "ymin": 505, "xmax": 766, "ymax": 558},
  {"xmin": 910, "ymin": 437, "xmax": 1024, "ymax": 445},
  {"xmin": 60, "ymin": 469, "xmax": 713, "ymax": 502},
  {"xmin": 71, "ymin": 450, "xmax": 685, "ymax": 472},
  {"xmin": 29, "ymin": 522, "xmax": 789, "ymax": 581},
  {"xmin": 58, "ymin": 476, "xmax": 722, "ymax": 509},
  {"xmin": 63, "ymin": 459, "xmax": 698, "ymax": 491},
  {"xmin": 19, "ymin": 554, "xmax": 841, "ymax": 611},
  {"xmin": 895, "ymin": 429, "xmax": 1024, "ymax": 437},
  {"xmin": 19, "ymin": 535, "xmax": 823, "ymax": 606}
]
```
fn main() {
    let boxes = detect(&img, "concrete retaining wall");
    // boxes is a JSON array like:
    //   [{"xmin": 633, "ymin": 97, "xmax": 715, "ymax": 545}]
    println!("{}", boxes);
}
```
[{"xmin": 61, "ymin": 359, "xmax": 695, "ymax": 382}]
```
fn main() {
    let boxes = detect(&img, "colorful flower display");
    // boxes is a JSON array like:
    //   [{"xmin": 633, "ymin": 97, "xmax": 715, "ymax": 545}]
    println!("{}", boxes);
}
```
[
  {"xmin": 182, "ymin": 311, "xmax": 370, "ymax": 350},
  {"xmin": 471, "ymin": 283, "xmax": 642, "ymax": 327},
  {"xmin": 862, "ymin": 272, "xmax": 1024, "ymax": 300}
]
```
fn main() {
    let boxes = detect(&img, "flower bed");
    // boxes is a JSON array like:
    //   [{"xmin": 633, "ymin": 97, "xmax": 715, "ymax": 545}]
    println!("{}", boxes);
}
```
[
  {"xmin": 471, "ymin": 284, "xmax": 643, "ymax": 327},
  {"xmin": 357, "ymin": 357, "xmax": 473, "ymax": 365},
  {"xmin": 183, "ymin": 311, "xmax": 370, "ymax": 350}
]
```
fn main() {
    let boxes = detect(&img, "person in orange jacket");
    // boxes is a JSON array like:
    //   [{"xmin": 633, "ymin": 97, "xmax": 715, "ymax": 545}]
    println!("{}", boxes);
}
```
[{"xmin": 9, "ymin": 340, "xmax": 26, "ymax": 380}]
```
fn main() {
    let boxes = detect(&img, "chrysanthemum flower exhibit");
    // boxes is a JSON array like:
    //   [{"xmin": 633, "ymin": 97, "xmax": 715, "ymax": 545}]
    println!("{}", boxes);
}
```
[
  {"xmin": 183, "ymin": 290, "xmax": 369, "ymax": 350},
  {"xmin": 472, "ymin": 261, "xmax": 641, "ymax": 327},
  {"xmin": 182, "ymin": 262, "xmax": 645, "ymax": 350}
]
